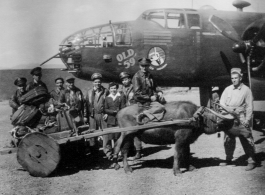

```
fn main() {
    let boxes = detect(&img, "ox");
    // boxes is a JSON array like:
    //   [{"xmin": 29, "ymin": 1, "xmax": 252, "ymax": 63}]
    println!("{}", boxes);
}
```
[{"xmin": 112, "ymin": 101, "xmax": 232, "ymax": 175}]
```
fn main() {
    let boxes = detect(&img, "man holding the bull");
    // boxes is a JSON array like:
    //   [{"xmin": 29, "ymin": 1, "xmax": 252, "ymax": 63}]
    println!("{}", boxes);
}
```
[{"xmin": 219, "ymin": 68, "xmax": 256, "ymax": 171}]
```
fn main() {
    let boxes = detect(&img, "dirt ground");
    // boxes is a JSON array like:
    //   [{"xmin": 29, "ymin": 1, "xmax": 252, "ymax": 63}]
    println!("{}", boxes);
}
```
[{"xmin": 0, "ymin": 96, "xmax": 265, "ymax": 195}]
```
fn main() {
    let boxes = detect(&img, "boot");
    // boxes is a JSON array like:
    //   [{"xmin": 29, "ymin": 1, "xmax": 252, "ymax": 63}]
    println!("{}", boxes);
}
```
[
  {"xmin": 219, "ymin": 160, "xmax": 235, "ymax": 166},
  {"xmin": 245, "ymin": 163, "xmax": 256, "ymax": 171}
]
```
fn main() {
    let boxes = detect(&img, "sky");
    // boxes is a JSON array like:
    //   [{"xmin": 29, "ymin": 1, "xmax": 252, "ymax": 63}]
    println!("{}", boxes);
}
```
[{"xmin": 0, "ymin": 0, "xmax": 264, "ymax": 69}]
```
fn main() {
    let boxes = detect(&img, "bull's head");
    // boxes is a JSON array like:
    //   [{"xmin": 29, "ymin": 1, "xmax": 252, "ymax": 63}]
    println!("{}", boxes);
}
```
[{"xmin": 193, "ymin": 107, "xmax": 235, "ymax": 135}]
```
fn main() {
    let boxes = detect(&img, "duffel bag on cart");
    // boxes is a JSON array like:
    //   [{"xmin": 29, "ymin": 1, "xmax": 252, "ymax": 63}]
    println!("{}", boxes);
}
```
[
  {"xmin": 11, "ymin": 105, "xmax": 41, "ymax": 127},
  {"xmin": 19, "ymin": 86, "xmax": 49, "ymax": 106}
]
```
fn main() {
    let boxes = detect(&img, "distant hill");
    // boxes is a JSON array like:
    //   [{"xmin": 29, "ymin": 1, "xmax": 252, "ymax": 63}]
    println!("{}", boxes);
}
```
[{"xmin": 0, "ymin": 69, "xmax": 95, "ymax": 100}]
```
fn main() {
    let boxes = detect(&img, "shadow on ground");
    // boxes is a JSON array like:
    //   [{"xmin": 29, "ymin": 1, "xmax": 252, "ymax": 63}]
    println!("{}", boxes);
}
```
[
  {"xmin": 131, "ymin": 151, "xmax": 265, "ymax": 172},
  {"xmin": 49, "ymin": 145, "xmax": 171, "ymax": 177},
  {"xmin": 49, "ymin": 146, "xmax": 265, "ymax": 177}
]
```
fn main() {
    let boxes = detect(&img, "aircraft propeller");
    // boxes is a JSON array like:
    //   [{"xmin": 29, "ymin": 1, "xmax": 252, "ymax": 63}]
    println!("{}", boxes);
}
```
[
  {"xmin": 220, "ymin": 51, "xmax": 233, "ymax": 74},
  {"xmin": 209, "ymin": 15, "xmax": 265, "ymax": 89}
]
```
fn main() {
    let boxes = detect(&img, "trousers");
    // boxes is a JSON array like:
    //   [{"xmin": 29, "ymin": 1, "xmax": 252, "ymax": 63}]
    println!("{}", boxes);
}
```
[
  {"xmin": 142, "ymin": 101, "xmax": 165, "ymax": 121},
  {"xmin": 222, "ymin": 113, "xmax": 256, "ymax": 163}
]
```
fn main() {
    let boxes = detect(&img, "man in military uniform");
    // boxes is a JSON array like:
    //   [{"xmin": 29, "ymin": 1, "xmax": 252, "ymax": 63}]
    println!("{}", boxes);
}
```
[
  {"xmin": 119, "ymin": 71, "xmax": 142, "ymax": 159},
  {"xmin": 83, "ymin": 73, "xmax": 110, "ymax": 158},
  {"xmin": 59, "ymin": 76, "xmax": 84, "ymax": 126},
  {"xmin": 132, "ymin": 58, "xmax": 165, "ymax": 124},
  {"xmin": 119, "ymin": 72, "xmax": 135, "ymax": 106},
  {"xmin": 26, "ymin": 67, "xmax": 48, "ymax": 91},
  {"xmin": 7, "ymin": 77, "xmax": 28, "ymax": 147},
  {"xmin": 50, "ymin": 76, "xmax": 65, "ymax": 102},
  {"xmin": 48, "ymin": 77, "xmax": 65, "ymax": 109},
  {"xmin": 219, "ymin": 68, "xmax": 256, "ymax": 171},
  {"xmin": 46, "ymin": 76, "xmax": 65, "ymax": 119},
  {"xmin": 9, "ymin": 77, "xmax": 28, "ymax": 115}
]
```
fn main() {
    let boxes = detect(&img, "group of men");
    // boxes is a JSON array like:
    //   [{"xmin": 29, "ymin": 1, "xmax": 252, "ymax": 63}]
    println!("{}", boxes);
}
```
[
  {"xmin": 8, "ymin": 58, "xmax": 257, "ymax": 171},
  {"xmin": 9, "ymin": 58, "xmax": 166, "ymax": 160}
]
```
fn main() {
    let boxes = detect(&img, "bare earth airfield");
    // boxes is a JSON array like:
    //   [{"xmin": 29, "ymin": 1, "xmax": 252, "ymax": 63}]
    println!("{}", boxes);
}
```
[{"xmin": 0, "ymin": 90, "xmax": 265, "ymax": 195}]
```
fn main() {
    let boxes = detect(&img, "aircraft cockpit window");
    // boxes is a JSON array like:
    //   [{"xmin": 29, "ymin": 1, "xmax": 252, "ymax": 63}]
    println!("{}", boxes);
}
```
[
  {"xmin": 187, "ymin": 14, "xmax": 201, "ymax": 29},
  {"xmin": 146, "ymin": 11, "xmax": 165, "ymax": 28},
  {"xmin": 166, "ymin": 13, "xmax": 185, "ymax": 29},
  {"xmin": 113, "ymin": 23, "xmax": 132, "ymax": 46},
  {"xmin": 99, "ymin": 26, "xmax": 113, "ymax": 47},
  {"xmin": 81, "ymin": 29, "xmax": 102, "ymax": 47},
  {"xmin": 60, "ymin": 24, "xmax": 116, "ymax": 49}
]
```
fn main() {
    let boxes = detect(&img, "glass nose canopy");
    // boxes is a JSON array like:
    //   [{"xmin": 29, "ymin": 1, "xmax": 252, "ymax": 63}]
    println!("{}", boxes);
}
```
[{"xmin": 60, "ymin": 23, "xmax": 132, "ymax": 52}]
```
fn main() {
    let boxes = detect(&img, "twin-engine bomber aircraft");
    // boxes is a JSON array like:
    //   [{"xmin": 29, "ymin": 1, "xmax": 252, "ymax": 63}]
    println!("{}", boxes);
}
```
[{"xmin": 41, "ymin": 0, "xmax": 265, "ymax": 128}]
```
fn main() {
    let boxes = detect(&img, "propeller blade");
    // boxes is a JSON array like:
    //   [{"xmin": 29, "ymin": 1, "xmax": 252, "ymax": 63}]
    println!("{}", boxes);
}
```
[
  {"xmin": 252, "ymin": 23, "xmax": 265, "ymax": 44},
  {"xmin": 247, "ymin": 56, "xmax": 252, "ymax": 89},
  {"xmin": 252, "ymin": 57, "xmax": 265, "ymax": 71},
  {"xmin": 209, "ymin": 15, "xmax": 241, "ymax": 42},
  {"xmin": 220, "ymin": 51, "xmax": 232, "ymax": 74},
  {"xmin": 239, "ymin": 53, "xmax": 246, "ymax": 64}
]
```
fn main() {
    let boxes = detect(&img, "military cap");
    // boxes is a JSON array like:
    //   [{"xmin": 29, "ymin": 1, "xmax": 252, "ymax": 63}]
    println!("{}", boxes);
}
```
[
  {"xmin": 138, "ymin": 58, "xmax": 151, "ymax": 66},
  {"xmin": 14, "ymin": 77, "xmax": 27, "ymax": 86},
  {"xmin": 65, "ymin": 76, "xmax": 75, "ymax": 82},
  {"xmin": 212, "ymin": 86, "xmax": 219, "ymax": 92},
  {"xmin": 55, "ymin": 76, "xmax": 64, "ymax": 83},
  {"xmin": 108, "ymin": 82, "xmax": 119, "ymax": 89},
  {"xmin": 91, "ymin": 73, "xmax": 102, "ymax": 80},
  {"xmin": 231, "ymin": 68, "xmax": 242, "ymax": 75},
  {"xmin": 30, "ymin": 67, "xmax": 42, "ymax": 76},
  {"xmin": 119, "ymin": 72, "xmax": 131, "ymax": 80}
]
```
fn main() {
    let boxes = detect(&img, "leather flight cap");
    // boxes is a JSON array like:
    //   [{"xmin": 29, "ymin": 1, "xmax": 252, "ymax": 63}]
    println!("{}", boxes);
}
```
[
  {"xmin": 91, "ymin": 73, "xmax": 102, "ymax": 80},
  {"xmin": 30, "ymin": 67, "xmax": 42, "ymax": 76},
  {"xmin": 138, "ymin": 58, "xmax": 151, "ymax": 66},
  {"xmin": 231, "ymin": 68, "xmax": 242, "ymax": 75},
  {"xmin": 119, "ymin": 72, "xmax": 131, "ymax": 80},
  {"xmin": 55, "ymin": 76, "xmax": 64, "ymax": 83},
  {"xmin": 14, "ymin": 77, "xmax": 27, "ymax": 86},
  {"xmin": 65, "ymin": 76, "xmax": 75, "ymax": 82}
]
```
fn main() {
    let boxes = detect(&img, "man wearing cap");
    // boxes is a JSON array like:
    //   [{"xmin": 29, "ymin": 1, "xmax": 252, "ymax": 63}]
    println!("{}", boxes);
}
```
[
  {"xmin": 59, "ymin": 76, "xmax": 84, "ymax": 126},
  {"xmin": 132, "ymin": 58, "xmax": 166, "ymax": 124},
  {"xmin": 47, "ymin": 76, "xmax": 65, "ymax": 115},
  {"xmin": 26, "ymin": 67, "xmax": 48, "ymax": 91},
  {"xmin": 119, "ymin": 72, "xmax": 135, "ymax": 106},
  {"xmin": 219, "ymin": 68, "xmax": 256, "ymax": 171},
  {"xmin": 84, "ymin": 73, "xmax": 109, "ymax": 157},
  {"xmin": 119, "ymin": 71, "xmax": 142, "ymax": 159},
  {"xmin": 50, "ymin": 77, "xmax": 65, "ymax": 102},
  {"xmin": 8, "ymin": 77, "xmax": 28, "ymax": 147},
  {"xmin": 9, "ymin": 78, "xmax": 28, "ymax": 115}
]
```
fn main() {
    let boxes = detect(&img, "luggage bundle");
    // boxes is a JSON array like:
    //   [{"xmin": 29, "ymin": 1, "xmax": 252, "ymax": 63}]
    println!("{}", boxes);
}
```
[
  {"xmin": 11, "ymin": 86, "xmax": 49, "ymax": 127},
  {"xmin": 11, "ymin": 86, "xmax": 88, "ymax": 137},
  {"xmin": 11, "ymin": 104, "xmax": 42, "ymax": 127},
  {"xmin": 19, "ymin": 86, "xmax": 49, "ymax": 106}
]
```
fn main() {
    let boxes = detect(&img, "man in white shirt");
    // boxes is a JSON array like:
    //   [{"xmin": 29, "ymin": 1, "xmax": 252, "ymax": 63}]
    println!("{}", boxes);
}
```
[{"xmin": 219, "ymin": 68, "xmax": 256, "ymax": 171}]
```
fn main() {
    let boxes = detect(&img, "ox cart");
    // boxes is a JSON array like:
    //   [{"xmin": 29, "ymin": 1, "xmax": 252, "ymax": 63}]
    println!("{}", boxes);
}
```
[{"xmin": 1, "ymin": 116, "xmax": 197, "ymax": 177}]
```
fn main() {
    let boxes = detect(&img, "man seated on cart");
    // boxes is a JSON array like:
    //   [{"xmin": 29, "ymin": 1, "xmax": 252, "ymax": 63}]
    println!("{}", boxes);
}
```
[
  {"xmin": 7, "ymin": 77, "xmax": 28, "ymax": 148},
  {"xmin": 47, "ymin": 76, "xmax": 65, "ymax": 115},
  {"xmin": 59, "ymin": 76, "xmax": 84, "ymax": 127}
]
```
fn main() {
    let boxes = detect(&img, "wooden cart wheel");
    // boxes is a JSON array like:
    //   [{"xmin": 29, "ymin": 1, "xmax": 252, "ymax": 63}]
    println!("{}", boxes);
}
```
[{"xmin": 17, "ymin": 132, "xmax": 61, "ymax": 177}]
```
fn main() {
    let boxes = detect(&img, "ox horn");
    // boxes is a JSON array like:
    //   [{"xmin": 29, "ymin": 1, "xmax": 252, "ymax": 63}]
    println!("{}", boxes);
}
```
[{"xmin": 204, "ymin": 107, "xmax": 235, "ymax": 120}]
